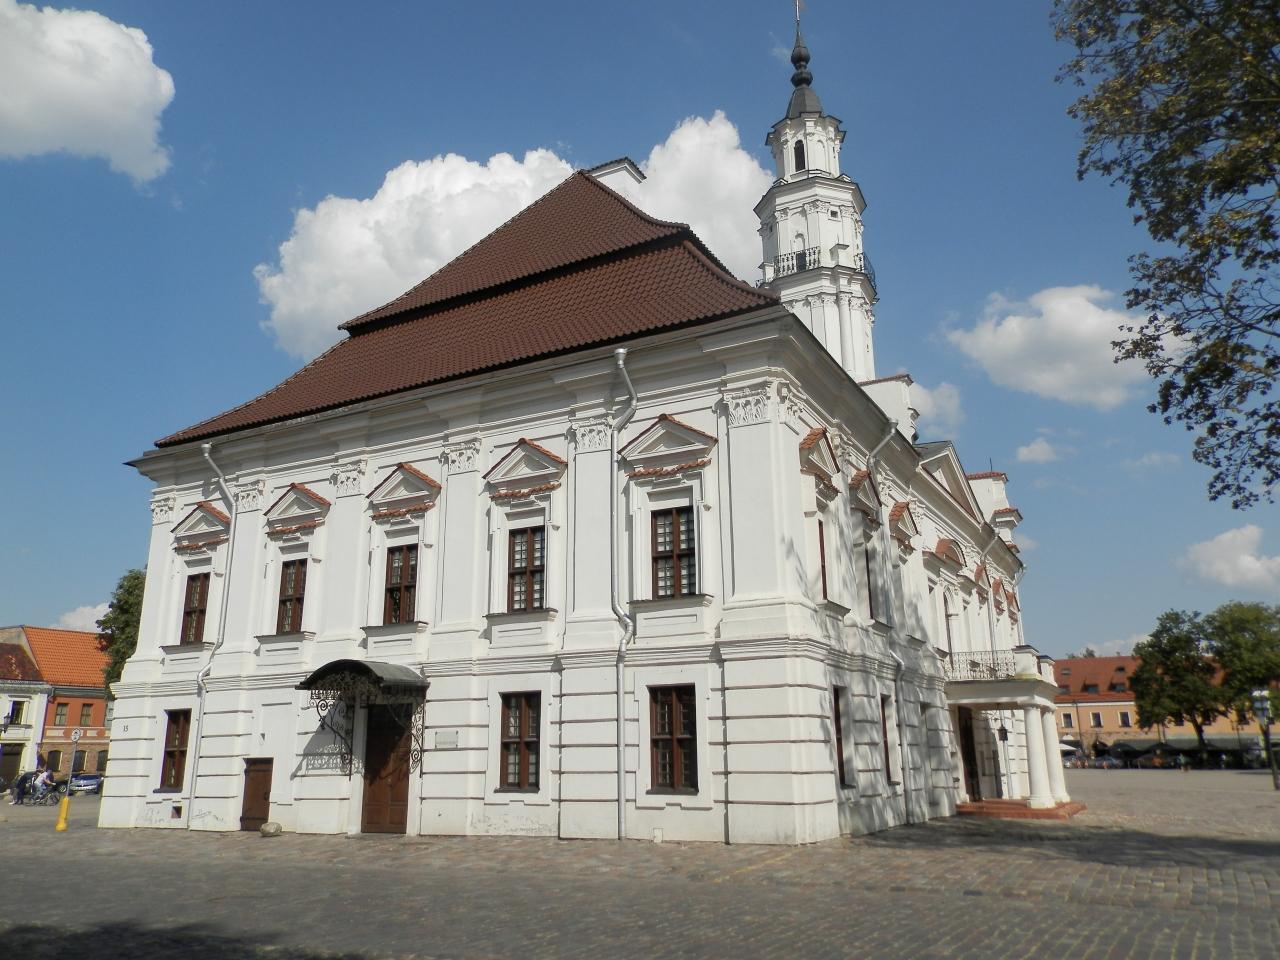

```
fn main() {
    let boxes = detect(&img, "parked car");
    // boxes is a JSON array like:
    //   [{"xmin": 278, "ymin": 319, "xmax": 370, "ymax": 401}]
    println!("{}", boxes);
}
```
[{"xmin": 68, "ymin": 772, "xmax": 103, "ymax": 795}]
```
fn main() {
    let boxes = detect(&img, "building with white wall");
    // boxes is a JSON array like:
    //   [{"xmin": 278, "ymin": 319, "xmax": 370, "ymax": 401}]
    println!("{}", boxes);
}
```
[{"xmin": 101, "ymin": 21, "xmax": 1067, "ymax": 842}]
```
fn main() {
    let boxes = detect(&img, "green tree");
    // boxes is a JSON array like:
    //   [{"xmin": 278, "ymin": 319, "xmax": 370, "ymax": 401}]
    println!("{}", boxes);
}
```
[
  {"xmin": 1131, "ymin": 610, "xmax": 1225, "ymax": 755},
  {"xmin": 1053, "ymin": 1, "xmax": 1280, "ymax": 508},
  {"xmin": 1205, "ymin": 600, "xmax": 1280, "ymax": 751},
  {"xmin": 96, "ymin": 568, "xmax": 146, "ymax": 695}
]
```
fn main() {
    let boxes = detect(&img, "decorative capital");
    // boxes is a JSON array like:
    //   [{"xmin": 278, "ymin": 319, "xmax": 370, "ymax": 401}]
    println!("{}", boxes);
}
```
[
  {"xmin": 234, "ymin": 479, "xmax": 265, "ymax": 512},
  {"xmin": 570, "ymin": 417, "xmax": 611, "ymax": 453},
  {"xmin": 330, "ymin": 459, "xmax": 367, "ymax": 498},
  {"xmin": 724, "ymin": 385, "xmax": 772, "ymax": 428},
  {"xmin": 150, "ymin": 494, "xmax": 176, "ymax": 525},
  {"xmin": 442, "ymin": 438, "xmax": 482, "ymax": 473}
]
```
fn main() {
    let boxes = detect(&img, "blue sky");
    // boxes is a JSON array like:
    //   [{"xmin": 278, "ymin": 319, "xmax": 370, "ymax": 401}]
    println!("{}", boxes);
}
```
[{"xmin": 1, "ymin": 0, "xmax": 1275, "ymax": 654}]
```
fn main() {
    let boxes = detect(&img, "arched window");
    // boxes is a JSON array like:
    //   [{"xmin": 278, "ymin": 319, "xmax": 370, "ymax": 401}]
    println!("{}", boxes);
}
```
[{"xmin": 793, "ymin": 139, "xmax": 806, "ymax": 172}]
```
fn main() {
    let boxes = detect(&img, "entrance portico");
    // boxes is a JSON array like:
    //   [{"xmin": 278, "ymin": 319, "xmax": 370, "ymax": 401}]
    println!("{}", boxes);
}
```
[
  {"xmin": 945, "ymin": 646, "xmax": 1070, "ymax": 810},
  {"xmin": 296, "ymin": 659, "xmax": 428, "ymax": 836}
]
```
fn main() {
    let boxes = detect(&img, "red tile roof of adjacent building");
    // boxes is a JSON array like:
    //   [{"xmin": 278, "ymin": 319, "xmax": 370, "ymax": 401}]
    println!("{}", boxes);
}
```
[
  {"xmin": 1053, "ymin": 655, "xmax": 1139, "ymax": 703},
  {"xmin": 157, "ymin": 173, "xmax": 774, "ymax": 448},
  {"xmin": 0, "ymin": 643, "xmax": 43, "ymax": 683},
  {"xmin": 22, "ymin": 627, "xmax": 108, "ymax": 689}
]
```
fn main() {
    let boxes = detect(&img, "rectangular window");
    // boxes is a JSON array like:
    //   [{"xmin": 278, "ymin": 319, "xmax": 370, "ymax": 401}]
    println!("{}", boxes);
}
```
[
  {"xmin": 79, "ymin": 703, "xmax": 93, "ymax": 726},
  {"xmin": 507, "ymin": 527, "xmax": 546, "ymax": 612},
  {"xmin": 46, "ymin": 749, "xmax": 62, "ymax": 772},
  {"xmin": 880, "ymin": 694, "xmax": 893, "ymax": 779},
  {"xmin": 160, "ymin": 709, "xmax": 191, "ymax": 790},
  {"xmin": 833, "ymin": 686, "xmax": 849, "ymax": 788},
  {"xmin": 96, "ymin": 750, "xmax": 108, "ymax": 771},
  {"xmin": 72, "ymin": 750, "xmax": 86, "ymax": 773},
  {"xmin": 1090, "ymin": 712, "xmax": 1102, "ymax": 728},
  {"xmin": 276, "ymin": 558, "xmax": 307, "ymax": 634},
  {"xmin": 1083, "ymin": 684, "xmax": 1099, "ymax": 693},
  {"xmin": 818, "ymin": 519, "xmax": 829, "ymax": 601},
  {"xmin": 7, "ymin": 700, "xmax": 25, "ymax": 725},
  {"xmin": 863, "ymin": 545, "xmax": 878, "ymax": 621},
  {"xmin": 1062, "ymin": 713, "xmax": 1074, "ymax": 728},
  {"xmin": 383, "ymin": 544, "xmax": 418, "ymax": 624},
  {"xmin": 650, "ymin": 685, "xmax": 697, "ymax": 792},
  {"xmin": 1109, "ymin": 682, "xmax": 1126, "ymax": 692},
  {"xmin": 1119, "ymin": 711, "xmax": 1132, "ymax": 728},
  {"xmin": 652, "ymin": 507, "xmax": 696, "ymax": 599},
  {"xmin": 499, "ymin": 693, "xmax": 540, "ymax": 790},
  {"xmin": 54, "ymin": 702, "xmax": 68, "ymax": 726},
  {"xmin": 180, "ymin": 572, "xmax": 210, "ymax": 645}
]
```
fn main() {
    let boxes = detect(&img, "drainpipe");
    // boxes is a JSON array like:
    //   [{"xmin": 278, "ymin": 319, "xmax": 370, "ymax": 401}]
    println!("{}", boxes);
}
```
[
  {"xmin": 610, "ymin": 348, "xmax": 639, "ymax": 841},
  {"xmin": 188, "ymin": 442, "xmax": 238, "ymax": 828},
  {"xmin": 886, "ymin": 648, "xmax": 915, "ymax": 825}
]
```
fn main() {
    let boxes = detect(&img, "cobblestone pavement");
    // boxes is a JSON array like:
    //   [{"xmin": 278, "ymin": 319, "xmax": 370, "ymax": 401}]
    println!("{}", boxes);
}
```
[{"xmin": 1, "ymin": 770, "xmax": 1276, "ymax": 959}]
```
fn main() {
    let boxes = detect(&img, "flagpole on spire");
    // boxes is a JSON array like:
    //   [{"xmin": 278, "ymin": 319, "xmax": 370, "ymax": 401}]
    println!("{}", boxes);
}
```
[{"xmin": 795, "ymin": 0, "xmax": 804, "ymax": 34}]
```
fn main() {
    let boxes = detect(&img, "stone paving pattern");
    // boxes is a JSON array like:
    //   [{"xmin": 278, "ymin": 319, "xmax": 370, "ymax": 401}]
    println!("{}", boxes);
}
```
[{"xmin": 1, "ymin": 770, "xmax": 1277, "ymax": 959}]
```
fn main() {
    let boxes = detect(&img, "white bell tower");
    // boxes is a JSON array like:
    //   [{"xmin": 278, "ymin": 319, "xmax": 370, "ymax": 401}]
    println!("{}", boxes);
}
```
[{"xmin": 754, "ymin": 18, "xmax": 879, "ymax": 381}]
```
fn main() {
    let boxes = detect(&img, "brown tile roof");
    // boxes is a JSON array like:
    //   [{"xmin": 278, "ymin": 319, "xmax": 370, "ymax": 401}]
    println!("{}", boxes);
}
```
[
  {"xmin": 799, "ymin": 426, "xmax": 827, "ymax": 450},
  {"xmin": 1053, "ymin": 655, "xmax": 1139, "ymax": 703},
  {"xmin": 966, "ymin": 471, "xmax": 1008, "ymax": 481},
  {"xmin": 367, "ymin": 462, "xmax": 442, "ymax": 498},
  {"xmin": 172, "ymin": 499, "xmax": 230, "ymax": 533},
  {"xmin": 849, "ymin": 469, "xmax": 871, "ymax": 488},
  {"xmin": 0, "ymin": 643, "xmax": 43, "ymax": 683},
  {"xmin": 483, "ymin": 438, "xmax": 569, "ymax": 480},
  {"xmin": 157, "ymin": 175, "xmax": 774, "ymax": 448},
  {"xmin": 23, "ymin": 627, "xmax": 107, "ymax": 689},
  {"xmin": 341, "ymin": 173, "xmax": 686, "ymax": 330},
  {"xmin": 888, "ymin": 500, "xmax": 910, "ymax": 523},
  {"xmin": 992, "ymin": 506, "xmax": 1021, "ymax": 517},
  {"xmin": 931, "ymin": 538, "xmax": 965, "ymax": 566}
]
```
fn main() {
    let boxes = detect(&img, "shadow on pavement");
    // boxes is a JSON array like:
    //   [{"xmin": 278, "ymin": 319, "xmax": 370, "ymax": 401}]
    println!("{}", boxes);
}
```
[
  {"xmin": 860, "ymin": 816, "xmax": 1280, "ymax": 871},
  {"xmin": 0, "ymin": 922, "xmax": 374, "ymax": 960}
]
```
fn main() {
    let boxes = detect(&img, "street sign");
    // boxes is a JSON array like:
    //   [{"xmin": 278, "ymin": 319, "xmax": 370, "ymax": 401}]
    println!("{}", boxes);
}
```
[{"xmin": 71, "ymin": 729, "xmax": 82, "ymax": 743}]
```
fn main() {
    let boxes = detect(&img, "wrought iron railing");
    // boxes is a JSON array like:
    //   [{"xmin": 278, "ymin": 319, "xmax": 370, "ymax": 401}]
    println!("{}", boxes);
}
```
[
  {"xmin": 767, "ymin": 247, "xmax": 877, "ymax": 291},
  {"xmin": 774, "ymin": 246, "xmax": 821, "ymax": 278},
  {"xmin": 944, "ymin": 649, "xmax": 1018, "ymax": 682}
]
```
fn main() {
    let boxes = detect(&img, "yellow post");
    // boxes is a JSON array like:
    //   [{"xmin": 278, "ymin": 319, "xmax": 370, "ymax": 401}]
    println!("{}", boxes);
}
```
[{"xmin": 55, "ymin": 795, "xmax": 70, "ymax": 832}]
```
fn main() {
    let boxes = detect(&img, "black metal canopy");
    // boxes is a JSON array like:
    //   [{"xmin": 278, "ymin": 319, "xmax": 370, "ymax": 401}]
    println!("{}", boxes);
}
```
[{"xmin": 296, "ymin": 659, "xmax": 426, "ymax": 696}]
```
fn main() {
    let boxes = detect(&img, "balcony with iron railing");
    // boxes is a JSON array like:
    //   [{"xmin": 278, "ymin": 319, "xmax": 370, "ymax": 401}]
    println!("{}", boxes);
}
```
[
  {"xmin": 764, "ymin": 248, "xmax": 877, "ymax": 292},
  {"xmin": 944, "ymin": 649, "xmax": 1019, "ymax": 682}
]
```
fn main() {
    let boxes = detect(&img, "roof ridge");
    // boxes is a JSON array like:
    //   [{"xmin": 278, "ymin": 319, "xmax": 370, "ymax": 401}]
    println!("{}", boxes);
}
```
[
  {"xmin": 676, "ymin": 238, "xmax": 779, "ymax": 305},
  {"xmin": 341, "ymin": 171, "xmax": 688, "ymax": 332}
]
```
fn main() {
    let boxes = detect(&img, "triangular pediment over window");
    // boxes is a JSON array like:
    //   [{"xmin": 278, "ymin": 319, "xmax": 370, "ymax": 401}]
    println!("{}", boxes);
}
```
[
  {"xmin": 799, "ymin": 427, "xmax": 840, "ymax": 485},
  {"xmin": 620, "ymin": 414, "xmax": 716, "ymax": 472},
  {"xmin": 264, "ymin": 483, "xmax": 331, "ymax": 533},
  {"xmin": 888, "ymin": 501, "xmax": 919, "ymax": 547},
  {"xmin": 970, "ymin": 562, "xmax": 992, "ymax": 594},
  {"xmin": 849, "ymin": 468, "xmax": 882, "ymax": 521},
  {"xmin": 483, "ymin": 439, "xmax": 567, "ymax": 490},
  {"xmin": 368, "ymin": 463, "xmax": 441, "ymax": 504},
  {"xmin": 915, "ymin": 442, "xmax": 981, "ymax": 521},
  {"xmin": 172, "ymin": 501, "xmax": 230, "ymax": 544}
]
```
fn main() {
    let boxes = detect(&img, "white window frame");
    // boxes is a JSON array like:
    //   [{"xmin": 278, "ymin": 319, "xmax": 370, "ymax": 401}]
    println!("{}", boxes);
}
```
[
  {"xmin": 483, "ymin": 673, "xmax": 554, "ymax": 807},
  {"xmin": 632, "ymin": 664, "xmax": 715, "ymax": 811},
  {"xmin": 628, "ymin": 474, "xmax": 711, "ymax": 603}
]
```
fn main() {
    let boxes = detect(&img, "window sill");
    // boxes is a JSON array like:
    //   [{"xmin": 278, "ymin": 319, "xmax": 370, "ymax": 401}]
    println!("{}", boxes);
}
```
[
  {"xmin": 818, "ymin": 599, "xmax": 851, "ymax": 619},
  {"xmin": 255, "ymin": 631, "xmax": 315, "ymax": 643},
  {"xmin": 159, "ymin": 641, "xmax": 214, "ymax": 657},
  {"xmin": 494, "ymin": 786, "xmax": 541, "ymax": 794},
  {"xmin": 630, "ymin": 594, "xmax": 713, "ymax": 610},
  {"xmin": 484, "ymin": 608, "xmax": 558, "ymax": 622},
  {"xmin": 646, "ymin": 787, "xmax": 700, "ymax": 797},
  {"xmin": 152, "ymin": 787, "xmax": 184, "ymax": 795}
]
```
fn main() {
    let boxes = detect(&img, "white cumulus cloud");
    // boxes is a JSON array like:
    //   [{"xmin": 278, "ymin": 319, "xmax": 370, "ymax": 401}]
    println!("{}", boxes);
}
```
[
  {"xmin": 1180, "ymin": 526, "xmax": 1280, "ymax": 593},
  {"xmin": 946, "ymin": 286, "xmax": 1148, "ymax": 410},
  {"xmin": 255, "ymin": 111, "xmax": 773, "ymax": 359},
  {"xmin": 1016, "ymin": 437, "xmax": 1059, "ymax": 464},
  {"xmin": 1123, "ymin": 451, "xmax": 1179, "ymax": 471},
  {"xmin": 55, "ymin": 602, "xmax": 108, "ymax": 632},
  {"xmin": 0, "ymin": 0, "xmax": 174, "ymax": 182},
  {"xmin": 912, "ymin": 381, "xmax": 965, "ymax": 437}
]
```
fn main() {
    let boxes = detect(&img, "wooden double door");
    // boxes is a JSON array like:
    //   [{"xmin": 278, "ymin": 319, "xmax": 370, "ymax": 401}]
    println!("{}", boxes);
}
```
[{"xmin": 361, "ymin": 705, "xmax": 411, "ymax": 834}]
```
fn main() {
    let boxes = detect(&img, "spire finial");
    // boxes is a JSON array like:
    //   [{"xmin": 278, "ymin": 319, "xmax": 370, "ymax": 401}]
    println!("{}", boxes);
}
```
[{"xmin": 790, "ymin": 0, "xmax": 812, "ymax": 90}]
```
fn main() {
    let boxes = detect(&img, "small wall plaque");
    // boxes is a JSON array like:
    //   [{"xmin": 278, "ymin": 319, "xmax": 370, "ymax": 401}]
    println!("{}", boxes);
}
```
[{"xmin": 434, "ymin": 730, "xmax": 459, "ymax": 749}]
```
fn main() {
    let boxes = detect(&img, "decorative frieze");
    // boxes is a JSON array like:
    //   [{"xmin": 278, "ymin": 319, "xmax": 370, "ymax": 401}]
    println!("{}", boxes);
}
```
[
  {"xmin": 149, "ymin": 494, "xmax": 176, "ymax": 525},
  {"xmin": 330, "ymin": 459, "xmax": 367, "ymax": 498},
  {"xmin": 234, "ymin": 480, "xmax": 265, "ymax": 512},
  {"xmin": 724, "ymin": 386, "xmax": 771, "ymax": 428},
  {"xmin": 442, "ymin": 438, "xmax": 482, "ymax": 473},
  {"xmin": 570, "ymin": 417, "xmax": 611, "ymax": 453}
]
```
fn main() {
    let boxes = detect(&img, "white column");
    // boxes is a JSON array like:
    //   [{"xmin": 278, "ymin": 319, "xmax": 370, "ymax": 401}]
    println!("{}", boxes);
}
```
[
  {"xmin": 836, "ymin": 292, "xmax": 856, "ymax": 377},
  {"xmin": 1043, "ymin": 708, "xmax": 1070, "ymax": 804},
  {"xmin": 1022, "ymin": 705, "xmax": 1053, "ymax": 808}
]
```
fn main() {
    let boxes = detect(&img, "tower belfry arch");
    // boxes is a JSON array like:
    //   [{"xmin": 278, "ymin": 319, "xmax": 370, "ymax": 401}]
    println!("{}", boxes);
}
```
[{"xmin": 754, "ymin": 9, "xmax": 879, "ymax": 381}]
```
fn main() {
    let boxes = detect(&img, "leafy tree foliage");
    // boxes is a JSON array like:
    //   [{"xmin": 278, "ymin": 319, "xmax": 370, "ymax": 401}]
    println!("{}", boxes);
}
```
[
  {"xmin": 1131, "ymin": 610, "xmax": 1223, "ymax": 752},
  {"xmin": 1054, "ymin": 1, "xmax": 1280, "ymax": 507},
  {"xmin": 96, "ymin": 568, "xmax": 145, "ymax": 695},
  {"xmin": 1206, "ymin": 600, "xmax": 1280, "ymax": 721}
]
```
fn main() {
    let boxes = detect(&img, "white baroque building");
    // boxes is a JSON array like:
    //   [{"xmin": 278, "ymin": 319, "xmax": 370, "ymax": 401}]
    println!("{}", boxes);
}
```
[{"xmin": 101, "ymin": 24, "xmax": 1069, "ymax": 843}]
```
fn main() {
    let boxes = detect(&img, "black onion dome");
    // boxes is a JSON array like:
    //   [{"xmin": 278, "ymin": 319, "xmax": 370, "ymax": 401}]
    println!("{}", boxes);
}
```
[{"xmin": 785, "ymin": 29, "xmax": 822, "ymax": 117}]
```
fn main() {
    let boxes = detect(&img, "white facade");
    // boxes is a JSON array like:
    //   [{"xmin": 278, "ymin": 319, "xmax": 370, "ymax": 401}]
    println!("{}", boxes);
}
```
[{"xmin": 101, "ymin": 23, "xmax": 1066, "ymax": 843}]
